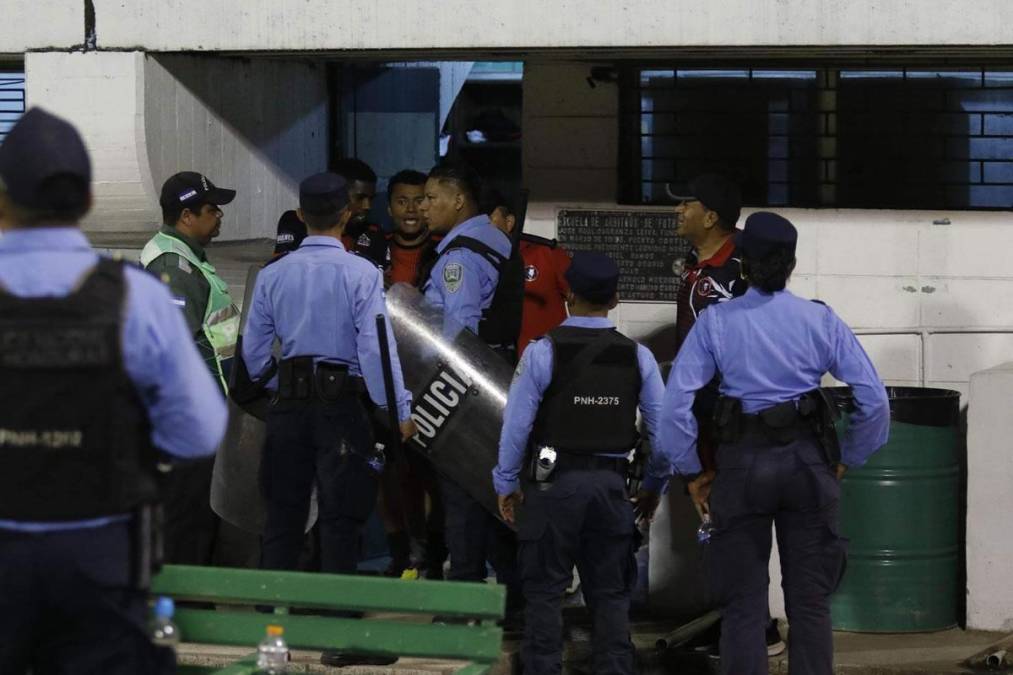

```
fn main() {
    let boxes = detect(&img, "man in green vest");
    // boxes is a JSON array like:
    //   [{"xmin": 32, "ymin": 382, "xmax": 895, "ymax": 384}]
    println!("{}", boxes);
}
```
[
  {"xmin": 141, "ymin": 171, "xmax": 240, "ymax": 566},
  {"xmin": 142, "ymin": 172, "xmax": 241, "ymax": 392}
]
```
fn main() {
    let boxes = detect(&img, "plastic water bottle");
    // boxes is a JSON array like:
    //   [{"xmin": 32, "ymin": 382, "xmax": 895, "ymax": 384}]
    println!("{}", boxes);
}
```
[
  {"xmin": 367, "ymin": 442, "xmax": 386, "ymax": 474},
  {"xmin": 257, "ymin": 624, "xmax": 289, "ymax": 674},
  {"xmin": 696, "ymin": 514, "xmax": 714, "ymax": 545},
  {"xmin": 150, "ymin": 596, "xmax": 180, "ymax": 648}
]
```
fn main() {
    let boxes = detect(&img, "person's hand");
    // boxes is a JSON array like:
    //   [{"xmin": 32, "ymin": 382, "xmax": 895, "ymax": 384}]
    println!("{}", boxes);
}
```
[
  {"xmin": 835, "ymin": 463, "xmax": 848, "ymax": 481},
  {"xmin": 688, "ymin": 470, "xmax": 716, "ymax": 516},
  {"xmin": 399, "ymin": 418, "xmax": 418, "ymax": 442},
  {"xmin": 633, "ymin": 489, "xmax": 662, "ymax": 525},
  {"xmin": 498, "ymin": 490, "xmax": 524, "ymax": 525}
]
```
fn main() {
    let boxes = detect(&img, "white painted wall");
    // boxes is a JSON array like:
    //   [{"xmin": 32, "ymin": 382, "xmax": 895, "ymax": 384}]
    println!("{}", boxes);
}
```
[
  {"xmin": 966, "ymin": 363, "xmax": 1013, "ymax": 632},
  {"xmin": 0, "ymin": 1, "xmax": 79, "ymax": 54},
  {"xmin": 4, "ymin": 1, "xmax": 1008, "ymax": 52},
  {"xmin": 23, "ymin": 51, "xmax": 328, "ymax": 238},
  {"xmin": 25, "ymin": 52, "xmax": 161, "ymax": 233}
]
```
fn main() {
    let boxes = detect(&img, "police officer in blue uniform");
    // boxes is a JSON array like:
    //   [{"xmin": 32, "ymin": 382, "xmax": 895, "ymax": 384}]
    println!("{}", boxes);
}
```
[
  {"xmin": 242, "ymin": 172, "xmax": 416, "ymax": 575},
  {"xmin": 495, "ymin": 252, "xmax": 691, "ymax": 675},
  {"xmin": 418, "ymin": 163, "xmax": 523, "ymax": 598},
  {"xmin": 0, "ymin": 108, "xmax": 227, "ymax": 673},
  {"xmin": 650, "ymin": 212, "xmax": 891, "ymax": 675}
]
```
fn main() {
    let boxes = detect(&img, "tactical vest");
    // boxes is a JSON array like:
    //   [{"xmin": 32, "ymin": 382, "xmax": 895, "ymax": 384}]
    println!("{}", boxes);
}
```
[
  {"xmin": 422, "ymin": 235, "xmax": 523, "ymax": 348},
  {"xmin": 532, "ymin": 326, "xmax": 641, "ymax": 453},
  {"xmin": 140, "ymin": 230, "xmax": 241, "ymax": 391},
  {"xmin": 0, "ymin": 259, "xmax": 159, "ymax": 521}
]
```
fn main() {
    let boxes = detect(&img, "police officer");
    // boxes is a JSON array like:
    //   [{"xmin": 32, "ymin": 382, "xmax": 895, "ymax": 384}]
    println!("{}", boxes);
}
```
[
  {"xmin": 418, "ymin": 162, "xmax": 521, "ymax": 597},
  {"xmin": 0, "ymin": 108, "xmax": 226, "ymax": 673},
  {"xmin": 649, "ymin": 212, "xmax": 891, "ymax": 675},
  {"xmin": 242, "ymin": 172, "xmax": 416, "ymax": 575},
  {"xmin": 140, "ymin": 170, "xmax": 240, "ymax": 567},
  {"xmin": 494, "ymin": 252, "xmax": 686, "ymax": 675}
]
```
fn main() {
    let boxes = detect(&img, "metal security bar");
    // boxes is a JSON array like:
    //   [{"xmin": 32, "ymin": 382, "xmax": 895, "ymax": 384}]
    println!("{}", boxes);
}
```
[
  {"xmin": 0, "ymin": 72, "xmax": 25, "ymax": 144},
  {"xmin": 622, "ymin": 67, "xmax": 1013, "ymax": 210}
]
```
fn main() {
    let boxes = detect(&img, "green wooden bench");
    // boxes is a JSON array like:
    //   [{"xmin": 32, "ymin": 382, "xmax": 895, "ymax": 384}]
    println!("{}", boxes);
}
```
[{"xmin": 151, "ymin": 564, "xmax": 506, "ymax": 675}]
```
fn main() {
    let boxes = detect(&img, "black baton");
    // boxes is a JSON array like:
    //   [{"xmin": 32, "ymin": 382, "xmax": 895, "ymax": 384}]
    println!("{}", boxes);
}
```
[{"xmin": 375, "ymin": 314, "xmax": 404, "ymax": 459}]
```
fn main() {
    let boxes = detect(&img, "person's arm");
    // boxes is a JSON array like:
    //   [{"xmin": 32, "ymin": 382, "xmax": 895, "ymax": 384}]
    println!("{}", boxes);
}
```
[
  {"xmin": 635, "ymin": 345, "xmax": 675, "ymax": 494},
  {"xmin": 826, "ymin": 309, "xmax": 890, "ymax": 468},
  {"xmin": 493, "ymin": 340, "xmax": 553, "ymax": 496},
  {"xmin": 122, "ymin": 268, "xmax": 226, "ymax": 459},
  {"xmin": 354, "ymin": 266, "xmax": 413, "ymax": 422},
  {"xmin": 660, "ymin": 311, "xmax": 720, "ymax": 478},
  {"xmin": 433, "ymin": 249, "xmax": 486, "ymax": 334},
  {"xmin": 240, "ymin": 271, "xmax": 277, "ymax": 387}
]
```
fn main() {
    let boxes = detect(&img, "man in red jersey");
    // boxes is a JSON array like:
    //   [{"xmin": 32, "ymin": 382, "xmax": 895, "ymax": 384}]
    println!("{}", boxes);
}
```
[{"xmin": 483, "ymin": 188, "xmax": 571, "ymax": 356}]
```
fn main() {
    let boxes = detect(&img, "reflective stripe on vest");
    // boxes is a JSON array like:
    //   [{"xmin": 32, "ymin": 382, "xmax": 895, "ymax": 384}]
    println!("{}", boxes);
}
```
[{"xmin": 140, "ymin": 231, "xmax": 240, "ymax": 391}]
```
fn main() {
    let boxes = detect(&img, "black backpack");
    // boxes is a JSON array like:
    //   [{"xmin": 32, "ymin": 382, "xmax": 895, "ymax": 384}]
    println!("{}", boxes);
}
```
[{"xmin": 425, "ymin": 235, "xmax": 523, "ymax": 348}]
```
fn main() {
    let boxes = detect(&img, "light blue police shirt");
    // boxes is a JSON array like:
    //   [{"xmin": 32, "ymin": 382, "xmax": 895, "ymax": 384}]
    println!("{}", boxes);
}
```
[
  {"xmin": 493, "ymin": 316, "xmax": 681, "ymax": 496},
  {"xmin": 662, "ymin": 287, "xmax": 890, "ymax": 471},
  {"xmin": 0, "ymin": 227, "xmax": 227, "ymax": 532},
  {"xmin": 422, "ymin": 214, "xmax": 511, "ymax": 334},
  {"xmin": 242, "ymin": 235, "xmax": 412, "ymax": 421}
]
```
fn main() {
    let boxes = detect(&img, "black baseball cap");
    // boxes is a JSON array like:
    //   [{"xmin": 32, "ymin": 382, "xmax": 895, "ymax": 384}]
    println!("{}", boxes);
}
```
[
  {"xmin": 159, "ymin": 171, "xmax": 236, "ymax": 211},
  {"xmin": 565, "ymin": 251, "xmax": 620, "ymax": 304},
  {"xmin": 299, "ymin": 172, "xmax": 349, "ymax": 217},
  {"xmin": 666, "ymin": 174, "xmax": 742, "ymax": 228},
  {"xmin": 0, "ymin": 107, "xmax": 91, "ymax": 210},
  {"xmin": 736, "ymin": 211, "xmax": 798, "ymax": 258}
]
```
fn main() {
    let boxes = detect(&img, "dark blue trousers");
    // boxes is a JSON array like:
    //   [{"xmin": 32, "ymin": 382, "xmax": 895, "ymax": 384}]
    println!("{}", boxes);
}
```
[
  {"xmin": 261, "ymin": 398, "xmax": 378, "ymax": 574},
  {"xmin": 439, "ymin": 477, "xmax": 520, "ymax": 599},
  {"xmin": 708, "ymin": 431, "xmax": 847, "ymax": 675},
  {"xmin": 0, "ymin": 521, "xmax": 171, "ymax": 675},
  {"xmin": 516, "ymin": 468, "xmax": 636, "ymax": 675}
]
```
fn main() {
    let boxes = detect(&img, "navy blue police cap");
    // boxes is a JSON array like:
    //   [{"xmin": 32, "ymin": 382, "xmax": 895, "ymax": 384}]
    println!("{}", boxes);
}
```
[
  {"xmin": 736, "ymin": 211, "xmax": 798, "ymax": 258},
  {"xmin": 299, "ymin": 172, "xmax": 349, "ymax": 217},
  {"xmin": 565, "ymin": 251, "xmax": 620, "ymax": 304},
  {"xmin": 0, "ymin": 107, "xmax": 91, "ymax": 210}
]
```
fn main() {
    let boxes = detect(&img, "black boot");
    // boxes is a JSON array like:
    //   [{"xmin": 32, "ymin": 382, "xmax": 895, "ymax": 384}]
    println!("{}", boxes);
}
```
[{"xmin": 384, "ymin": 531, "xmax": 411, "ymax": 577}]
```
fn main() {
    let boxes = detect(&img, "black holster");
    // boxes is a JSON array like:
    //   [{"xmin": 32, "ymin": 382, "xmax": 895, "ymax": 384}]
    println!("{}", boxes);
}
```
[
  {"xmin": 800, "ymin": 389, "xmax": 843, "ymax": 466},
  {"xmin": 277, "ymin": 357, "xmax": 362, "ymax": 402},
  {"xmin": 713, "ymin": 395, "xmax": 743, "ymax": 443}
]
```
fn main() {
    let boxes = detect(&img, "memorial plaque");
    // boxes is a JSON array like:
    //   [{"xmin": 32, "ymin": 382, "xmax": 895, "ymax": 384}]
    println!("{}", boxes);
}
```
[{"xmin": 557, "ymin": 209, "xmax": 692, "ymax": 303}]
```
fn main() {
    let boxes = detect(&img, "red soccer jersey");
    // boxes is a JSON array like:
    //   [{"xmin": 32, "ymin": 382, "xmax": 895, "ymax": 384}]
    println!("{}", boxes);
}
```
[
  {"xmin": 518, "ymin": 239, "xmax": 572, "ymax": 356},
  {"xmin": 388, "ymin": 238, "xmax": 429, "ymax": 286}
]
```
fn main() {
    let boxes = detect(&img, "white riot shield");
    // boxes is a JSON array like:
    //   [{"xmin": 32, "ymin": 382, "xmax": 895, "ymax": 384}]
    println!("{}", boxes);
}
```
[{"xmin": 385, "ymin": 283, "xmax": 514, "ymax": 521}]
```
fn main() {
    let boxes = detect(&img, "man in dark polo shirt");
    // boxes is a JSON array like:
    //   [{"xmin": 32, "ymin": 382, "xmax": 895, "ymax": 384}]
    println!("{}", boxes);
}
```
[{"xmin": 669, "ymin": 173, "xmax": 786, "ymax": 657}]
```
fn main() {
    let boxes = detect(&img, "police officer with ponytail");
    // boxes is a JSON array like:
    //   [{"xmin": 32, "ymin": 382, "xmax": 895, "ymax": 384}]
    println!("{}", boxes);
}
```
[
  {"xmin": 0, "ymin": 108, "xmax": 226, "ymax": 673},
  {"xmin": 648, "ymin": 212, "xmax": 891, "ymax": 675},
  {"xmin": 494, "ymin": 252, "xmax": 685, "ymax": 675}
]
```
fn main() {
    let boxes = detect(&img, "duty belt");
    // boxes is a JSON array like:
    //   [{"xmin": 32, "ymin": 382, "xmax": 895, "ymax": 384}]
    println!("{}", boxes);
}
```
[
  {"xmin": 277, "ymin": 357, "xmax": 365, "ymax": 402},
  {"xmin": 554, "ymin": 451, "xmax": 629, "ymax": 474}
]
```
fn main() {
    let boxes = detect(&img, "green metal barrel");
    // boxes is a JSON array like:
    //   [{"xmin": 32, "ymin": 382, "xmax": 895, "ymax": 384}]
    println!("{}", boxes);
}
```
[{"xmin": 829, "ymin": 386, "xmax": 962, "ymax": 632}]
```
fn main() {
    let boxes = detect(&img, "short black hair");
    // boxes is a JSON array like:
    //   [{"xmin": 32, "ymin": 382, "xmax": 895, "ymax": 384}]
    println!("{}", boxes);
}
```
[
  {"xmin": 742, "ymin": 248, "xmax": 797, "ymax": 293},
  {"xmin": 2, "ymin": 174, "xmax": 91, "ymax": 226},
  {"xmin": 302, "ymin": 209, "xmax": 345, "ymax": 231},
  {"xmin": 479, "ymin": 185, "xmax": 515, "ymax": 217},
  {"xmin": 428, "ymin": 162, "xmax": 482, "ymax": 205},
  {"xmin": 387, "ymin": 169, "xmax": 427, "ymax": 203},
  {"xmin": 332, "ymin": 158, "xmax": 377, "ymax": 185}
]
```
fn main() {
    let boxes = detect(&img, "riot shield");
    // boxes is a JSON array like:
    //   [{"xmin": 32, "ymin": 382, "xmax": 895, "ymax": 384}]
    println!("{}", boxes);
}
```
[
  {"xmin": 210, "ymin": 263, "xmax": 317, "ymax": 535},
  {"xmin": 385, "ymin": 283, "xmax": 514, "ymax": 521}
]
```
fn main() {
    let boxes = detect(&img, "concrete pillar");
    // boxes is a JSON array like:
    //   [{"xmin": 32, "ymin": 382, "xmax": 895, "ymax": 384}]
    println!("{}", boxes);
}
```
[
  {"xmin": 24, "ymin": 51, "xmax": 329, "ymax": 240},
  {"xmin": 966, "ymin": 362, "xmax": 1013, "ymax": 631}
]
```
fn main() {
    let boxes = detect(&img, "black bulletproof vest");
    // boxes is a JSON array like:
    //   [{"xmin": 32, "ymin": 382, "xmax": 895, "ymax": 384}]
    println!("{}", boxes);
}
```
[
  {"xmin": 422, "ymin": 235, "xmax": 523, "ymax": 348},
  {"xmin": 0, "ymin": 258, "xmax": 158, "ymax": 521},
  {"xmin": 532, "ymin": 326, "xmax": 640, "ymax": 453}
]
